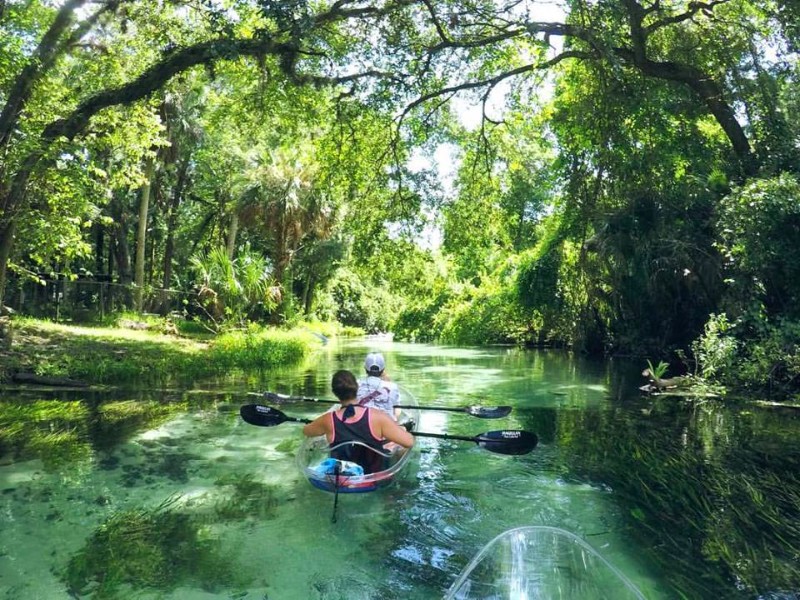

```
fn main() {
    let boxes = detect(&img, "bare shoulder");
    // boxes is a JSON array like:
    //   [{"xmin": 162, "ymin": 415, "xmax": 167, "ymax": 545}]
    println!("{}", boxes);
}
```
[
  {"xmin": 370, "ymin": 408, "xmax": 392, "ymax": 425},
  {"xmin": 372, "ymin": 409, "xmax": 401, "ymax": 432}
]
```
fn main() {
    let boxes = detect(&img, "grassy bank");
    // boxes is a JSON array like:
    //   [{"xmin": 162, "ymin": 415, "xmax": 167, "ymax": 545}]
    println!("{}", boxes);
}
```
[{"xmin": 0, "ymin": 316, "xmax": 327, "ymax": 387}]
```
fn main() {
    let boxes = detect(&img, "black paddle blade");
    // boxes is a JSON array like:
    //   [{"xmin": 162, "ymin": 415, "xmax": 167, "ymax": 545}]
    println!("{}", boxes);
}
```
[
  {"xmin": 240, "ymin": 404, "xmax": 307, "ymax": 427},
  {"xmin": 475, "ymin": 430, "xmax": 538, "ymax": 455},
  {"xmin": 466, "ymin": 405, "xmax": 513, "ymax": 419}
]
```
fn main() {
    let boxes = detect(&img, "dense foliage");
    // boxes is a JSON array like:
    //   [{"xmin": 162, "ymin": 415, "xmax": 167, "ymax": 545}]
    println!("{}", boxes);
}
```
[{"xmin": 0, "ymin": 0, "xmax": 798, "ymax": 397}]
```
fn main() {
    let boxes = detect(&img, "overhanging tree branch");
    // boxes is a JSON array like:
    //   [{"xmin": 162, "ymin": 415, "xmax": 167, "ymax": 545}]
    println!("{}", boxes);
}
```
[
  {"xmin": 3, "ymin": 36, "xmax": 396, "ymax": 215},
  {"xmin": 522, "ymin": 4, "xmax": 755, "ymax": 172},
  {"xmin": 0, "ymin": 0, "xmax": 123, "ymax": 152},
  {"xmin": 645, "ymin": 0, "xmax": 733, "ymax": 33}
]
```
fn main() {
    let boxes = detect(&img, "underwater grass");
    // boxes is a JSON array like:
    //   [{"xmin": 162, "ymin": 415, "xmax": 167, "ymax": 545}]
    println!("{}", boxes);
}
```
[
  {"xmin": 558, "ymin": 399, "xmax": 800, "ymax": 598},
  {"xmin": 0, "ymin": 400, "xmax": 92, "ymax": 467},
  {"xmin": 275, "ymin": 436, "xmax": 302, "ymax": 454},
  {"xmin": 98, "ymin": 400, "xmax": 182, "ymax": 424},
  {"xmin": 0, "ymin": 398, "xmax": 196, "ymax": 467},
  {"xmin": 212, "ymin": 472, "xmax": 280, "ymax": 521},
  {"xmin": 63, "ymin": 495, "xmax": 244, "ymax": 599},
  {"xmin": 91, "ymin": 400, "xmax": 188, "ymax": 450}
]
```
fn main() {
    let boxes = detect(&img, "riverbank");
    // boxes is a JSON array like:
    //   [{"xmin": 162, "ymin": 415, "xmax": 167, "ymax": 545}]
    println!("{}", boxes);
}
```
[{"xmin": 0, "ymin": 316, "xmax": 338, "ymax": 387}]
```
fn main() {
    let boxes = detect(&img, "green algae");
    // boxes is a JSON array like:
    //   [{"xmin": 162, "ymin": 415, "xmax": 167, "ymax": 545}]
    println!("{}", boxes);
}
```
[{"xmin": 63, "ymin": 496, "xmax": 245, "ymax": 599}]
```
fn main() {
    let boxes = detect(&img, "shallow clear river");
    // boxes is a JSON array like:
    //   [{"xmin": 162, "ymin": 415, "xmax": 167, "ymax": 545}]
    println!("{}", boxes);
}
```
[{"xmin": 2, "ymin": 338, "xmax": 799, "ymax": 599}]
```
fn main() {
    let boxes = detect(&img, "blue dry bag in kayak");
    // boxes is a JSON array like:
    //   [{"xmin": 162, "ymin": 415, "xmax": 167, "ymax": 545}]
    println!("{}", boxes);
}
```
[{"xmin": 314, "ymin": 458, "xmax": 364, "ymax": 477}]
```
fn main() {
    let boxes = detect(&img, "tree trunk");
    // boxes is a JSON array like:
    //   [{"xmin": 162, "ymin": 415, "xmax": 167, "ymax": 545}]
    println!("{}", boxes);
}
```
[
  {"xmin": 226, "ymin": 211, "xmax": 239, "ymax": 259},
  {"xmin": 110, "ymin": 192, "xmax": 133, "ymax": 309},
  {"xmin": 0, "ymin": 219, "xmax": 14, "ymax": 310},
  {"xmin": 302, "ymin": 274, "xmax": 316, "ymax": 315},
  {"xmin": 615, "ymin": 0, "xmax": 757, "ymax": 173},
  {"xmin": 134, "ymin": 158, "xmax": 155, "ymax": 313},
  {"xmin": 0, "ymin": 0, "xmax": 90, "ymax": 151},
  {"xmin": 161, "ymin": 159, "xmax": 187, "ymax": 313},
  {"xmin": 94, "ymin": 222, "xmax": 104, "ymax": 275},
  {"xmin": 107, "ymin": 222, "xmax": 115, "ymax": 280}
]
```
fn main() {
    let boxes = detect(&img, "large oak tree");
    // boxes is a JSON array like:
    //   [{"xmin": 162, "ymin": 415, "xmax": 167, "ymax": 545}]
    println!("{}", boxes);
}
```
[{"xmin": 0, "ymin": 0, "xmax": 778, "ymax": 307}]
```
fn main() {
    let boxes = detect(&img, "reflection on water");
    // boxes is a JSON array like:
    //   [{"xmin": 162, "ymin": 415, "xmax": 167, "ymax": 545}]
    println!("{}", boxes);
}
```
[{"xmin": 1, "ymin": 339, "xmax": 799, "ymax": 598}]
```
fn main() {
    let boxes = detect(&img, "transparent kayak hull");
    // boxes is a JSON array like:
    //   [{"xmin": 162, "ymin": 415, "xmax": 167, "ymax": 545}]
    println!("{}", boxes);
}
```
[
  {"xmin": 445, "ymin": 526, "xmax": 646, "ymax": 600},
  {"xmin": 296, "ymin": 390, "xmax": 419, "ymax": 494}
]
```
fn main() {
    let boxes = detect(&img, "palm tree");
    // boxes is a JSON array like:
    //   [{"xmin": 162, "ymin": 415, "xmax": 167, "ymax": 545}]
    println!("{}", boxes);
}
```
[
  {"xmin": 190, "ymin": 246, "xmax": 279, "ymax": 329},
  {"xmin": 236, "ymin": 143, "xmax": 338, "ymax": 318}
]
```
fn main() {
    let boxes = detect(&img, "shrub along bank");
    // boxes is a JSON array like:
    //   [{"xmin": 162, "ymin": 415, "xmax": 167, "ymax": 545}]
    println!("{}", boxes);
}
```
[{"xmin": 0, "ymin": 317, "xmax": 322, "ymax": 387}]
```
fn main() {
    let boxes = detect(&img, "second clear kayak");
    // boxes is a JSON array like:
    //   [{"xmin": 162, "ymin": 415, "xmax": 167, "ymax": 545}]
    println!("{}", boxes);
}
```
[
  {"xmin": 296, "ymin": 388, "xmax": 419, "ymax": 494},
  {"xmin": 445, "ymin": 526, "xmax": 646, "ymax": 600}
]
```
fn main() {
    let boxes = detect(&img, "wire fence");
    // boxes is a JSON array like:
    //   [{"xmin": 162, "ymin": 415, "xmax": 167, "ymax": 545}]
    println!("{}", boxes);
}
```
[{"xmin": 5, "ymin": 276, "xmax": 200, "ymax": 322}]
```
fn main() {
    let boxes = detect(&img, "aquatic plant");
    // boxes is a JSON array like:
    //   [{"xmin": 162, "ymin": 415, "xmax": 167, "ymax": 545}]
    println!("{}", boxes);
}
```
[
  {"xmin": 92, "ymin": 401, "xmax": 185, "ymax": 451},
  {"xmin": 28, "ymin": 430, "xmax": 91, "ymax": 466},
  {"xmin": 63, "ymin": 495, "xmax": 243, "ymax": 598},
  {"xmin": 558, "ymin": 400, "xmax": 800, "ymax": 598},
  {"xmin": 98, "ymin": 400, "xmax": 181, "ymax": 425},
  {"xmin": 645, "ymin": 359, "xmax": 669, "ymax": 380},
  {"xmin": 212, "ymin": 472, "xmax": 279, "ymax": 521},
  {"xmin": 275, "ymin": 436, "xmax": 301, "ymax": 454},
  {"xmin": 0, "ymin": 400, "xmax": 92, "ymax": 467}
]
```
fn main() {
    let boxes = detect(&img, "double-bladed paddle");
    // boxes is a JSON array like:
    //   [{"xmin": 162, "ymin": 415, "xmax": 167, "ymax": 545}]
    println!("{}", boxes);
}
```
[
  {"xmin": 239, "ymin": 404, "xmax": 538, "ymax": 456},
  {"xmin": 248, "ymin": 391, "xmax": 512, "ymax": 420}
]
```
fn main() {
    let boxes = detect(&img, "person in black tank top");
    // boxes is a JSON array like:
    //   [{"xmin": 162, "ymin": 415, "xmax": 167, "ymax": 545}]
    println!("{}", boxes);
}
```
[
  {"xmin": 302, "ymin": 370, "xmax": 414, "ymax": 474},
  {"xmin": 330, "ymin": 408, "xmax": 386, "ymax": 473}
]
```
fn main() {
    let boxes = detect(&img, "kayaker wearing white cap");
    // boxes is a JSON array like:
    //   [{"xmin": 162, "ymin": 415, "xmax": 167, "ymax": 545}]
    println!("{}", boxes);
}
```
[
  {"xmin": 303, "ymin": 369, "xmax": 413, "ymax": 474},
  {"xmin": 357, "ymin": 352, "xmax": 400, "ymax": 419}
]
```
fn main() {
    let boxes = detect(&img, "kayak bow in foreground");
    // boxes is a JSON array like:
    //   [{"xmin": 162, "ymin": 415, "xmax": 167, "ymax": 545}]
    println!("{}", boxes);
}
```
[{"xmin": 445, "ymin": 526, "xmax": 646, "ymax": 600}]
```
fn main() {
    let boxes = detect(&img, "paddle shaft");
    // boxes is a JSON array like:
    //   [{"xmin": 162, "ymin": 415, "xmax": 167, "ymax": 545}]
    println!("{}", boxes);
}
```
[
  {"xmin": 252, "ymin": 392, "xmax": 512, "ymax": 418},
  {"xmin": 245, "ymin": 412, "xmax": 492, "ymax": 441},
  {"xmin": 239, "ymin": 404, "xmax": 536, "ymax": 454},
  {"xmin": 411, "ymin": 431, "xmax": 492, "ymax": 443},
  {"xmin": 299, "ymin": 395, "xmax": 430, "ymax": 411}
]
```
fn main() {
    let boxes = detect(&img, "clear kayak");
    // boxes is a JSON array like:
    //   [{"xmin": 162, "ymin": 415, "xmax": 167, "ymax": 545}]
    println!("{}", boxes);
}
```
[
  {"xmin": 445, "ymin": 526, "xmax": 646, "ymax": 600},
  {"xmin": 296, "ymin": 388, "xmax": 419, "ymax": 494}
]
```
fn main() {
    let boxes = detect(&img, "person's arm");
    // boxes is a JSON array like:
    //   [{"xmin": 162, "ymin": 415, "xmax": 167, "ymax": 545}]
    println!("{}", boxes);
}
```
[
  {"xmin": 375, "ymin": 412, "xmax": 414, "ymax": 448},
  {"xmin": 302, "ymin": 413, "xmax": 330, "ymax": 438}
]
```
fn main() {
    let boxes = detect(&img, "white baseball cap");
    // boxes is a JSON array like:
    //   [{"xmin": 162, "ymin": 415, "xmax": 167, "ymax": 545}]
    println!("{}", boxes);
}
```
[{"xmin": 364, "ymin": 352, "xmax": 385, "ymax": 375}]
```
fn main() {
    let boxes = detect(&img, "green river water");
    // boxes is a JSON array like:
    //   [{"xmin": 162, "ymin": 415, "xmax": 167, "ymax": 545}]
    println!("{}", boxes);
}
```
[{"xmin": 1, "ymin": 338, "xmax": 799, "ymax": 599}]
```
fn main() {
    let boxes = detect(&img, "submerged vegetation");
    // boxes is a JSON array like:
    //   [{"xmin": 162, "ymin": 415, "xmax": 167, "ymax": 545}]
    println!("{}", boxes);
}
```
[
  {"xmin": 0, "ymin": 400, "xmax": 92, "ymax": 468},
  {"xmin": 554, "ymin": 399, "xmax": 800, "ymax": 598},
  {"xmin": 63, "ymin": 496, "xmax": 248, "ymax": 599},
  {"xmin": 62, "ymin": 477, "xmax": 282, "ymax": 598},
  {"xmin": 0, "ymin": 396, "xmax": 191, "ymax": 468},
  {"xmin": 212, "ymin": 472, "xmax": 280, "ymax": 521}
]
